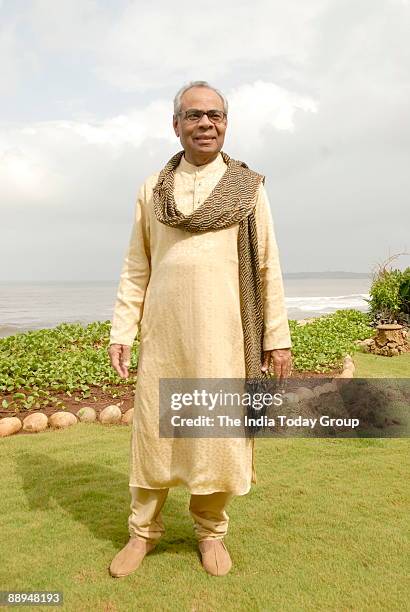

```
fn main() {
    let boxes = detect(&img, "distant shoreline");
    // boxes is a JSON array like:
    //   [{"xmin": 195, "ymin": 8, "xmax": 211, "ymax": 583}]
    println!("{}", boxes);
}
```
[
  {"xmin": 0, "ymin": 272, "xmax": 372, "ymax": 284},
  {"xmin": 0, "ymin": 278, "xmax": 371, "ymax": 339},
  {"xmin": 283, "ymin": 272, "xmax": 371, "ymax": 279}
]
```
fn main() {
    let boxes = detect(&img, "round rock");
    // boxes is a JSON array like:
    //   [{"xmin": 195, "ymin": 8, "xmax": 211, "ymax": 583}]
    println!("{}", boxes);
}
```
[
  {"xmin": 295, "ymin": 387, "xmax": 314, "ymax": 400},
  {"xmin": 23, "ymin": 413, "xmax": 48, "ymax": 432},
  {"xmin": 0, "ymin": 417, "xmax": 22, "ymax": 437},
  {"xmin": 121, "ymin": 408, "xmax": 134, "ymax": 425},
  {"xmin": 283, "ymin": 392, "xmax": 300, "ymax": 404},
  {"xmin": 49, "ymin": 411, "xmax": 78, "ymax": 429},
  {"xmin": 77, "ymin": 406, "xmax": 97, "ymax": 422},
  {"xmin": 99, "ymin": 405, "xmax": 122, "ymax": 424},
  {"xmin": 339, "ymin": 369, "xmax": 354, "ymax": 379},
  {"xmin": 319, "ymin": 382, "xmax": 338, "ymax": 395},
  {"xmin": 313, "ymin": 384, "xmax": 329, "ymax": 397},
  {"xmin": 343, "ymin": 355, "xmax": 354, "ymax": 369}
]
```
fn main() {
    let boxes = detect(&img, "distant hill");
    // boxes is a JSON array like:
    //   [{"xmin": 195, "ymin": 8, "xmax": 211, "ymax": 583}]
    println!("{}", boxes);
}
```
[{"xmin": 283, "ymin": 272, "xmax": 371, "ymax": 279}]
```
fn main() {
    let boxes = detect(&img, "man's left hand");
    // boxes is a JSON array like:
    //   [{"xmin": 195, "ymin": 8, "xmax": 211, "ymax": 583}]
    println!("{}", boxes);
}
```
[{"xmin": 261, "ymin": 348, "xmax": 292, "ymax": 379}]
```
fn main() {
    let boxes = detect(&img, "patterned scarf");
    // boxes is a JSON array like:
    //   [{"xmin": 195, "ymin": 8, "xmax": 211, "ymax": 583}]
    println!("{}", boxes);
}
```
[{"xmin": 153, "ymin": 149, "xmax": 269, "ymax": 434}]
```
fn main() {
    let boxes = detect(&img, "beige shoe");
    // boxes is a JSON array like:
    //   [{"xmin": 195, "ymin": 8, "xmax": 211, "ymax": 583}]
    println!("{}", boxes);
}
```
[
  {"xmin": 198, "ymin": 539, "xmax": 232, "ymax": 577},
  {"xmin": 109, "ymin": 537, "xmax": 156, "ymax": 578}
]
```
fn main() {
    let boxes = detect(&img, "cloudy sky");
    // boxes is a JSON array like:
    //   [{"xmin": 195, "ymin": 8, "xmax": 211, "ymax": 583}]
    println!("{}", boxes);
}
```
[{"xmin": 1, "ymin": 0, "xmax": 409, "ymax": 281}]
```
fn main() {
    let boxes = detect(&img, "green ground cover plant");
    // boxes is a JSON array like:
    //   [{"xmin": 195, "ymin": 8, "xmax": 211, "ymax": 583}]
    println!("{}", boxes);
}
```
[
  {"xmin": 0, "ymin": 322, "xmax": 138, "ymax": 412},
  {"xmin": 288, "ymin": 309, "xmax": 374, "ymax": 372},
  {"xmin": 0, "ymin": 310, "xmax": 376, "ymax": 412}
]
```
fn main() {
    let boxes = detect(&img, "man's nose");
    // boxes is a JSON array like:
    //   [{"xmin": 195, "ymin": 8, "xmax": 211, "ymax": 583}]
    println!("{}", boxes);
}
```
[{"xmin": 197, "ymin": 112, "xmax": 213, "ymax": 127}]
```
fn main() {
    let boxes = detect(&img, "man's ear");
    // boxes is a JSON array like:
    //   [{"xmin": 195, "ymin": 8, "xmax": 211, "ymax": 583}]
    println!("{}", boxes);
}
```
[{"xmin": 173, "ymin": 115, "xmax": 179, "ymax": 137}]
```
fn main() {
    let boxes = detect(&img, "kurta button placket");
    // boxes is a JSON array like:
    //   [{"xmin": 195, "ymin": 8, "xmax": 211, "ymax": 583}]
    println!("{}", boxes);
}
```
[{"xmin": 194, "ymin": 171, "xmax": 201, "ymax": 209}]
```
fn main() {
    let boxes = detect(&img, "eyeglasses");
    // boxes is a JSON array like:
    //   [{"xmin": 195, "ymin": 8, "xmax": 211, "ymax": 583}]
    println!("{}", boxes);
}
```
[{"xmin": 177, "ymin": 108, "xmax": 227, "ymax": 124}]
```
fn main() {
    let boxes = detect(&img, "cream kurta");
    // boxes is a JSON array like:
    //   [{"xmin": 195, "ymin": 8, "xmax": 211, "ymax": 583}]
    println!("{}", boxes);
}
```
[{"xmin": 110, "ymin": 152, "xmax": 292, "ymax": 496}]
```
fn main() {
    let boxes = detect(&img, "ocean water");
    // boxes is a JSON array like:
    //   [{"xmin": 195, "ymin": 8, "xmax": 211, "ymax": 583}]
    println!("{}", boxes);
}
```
[
  {"xmin": 0, "ymin": 278, "xmax": 371, "ymax": 338},
  {"xmin": 283, "ymin": 278, "xmax": 371, "ymax": 320}
]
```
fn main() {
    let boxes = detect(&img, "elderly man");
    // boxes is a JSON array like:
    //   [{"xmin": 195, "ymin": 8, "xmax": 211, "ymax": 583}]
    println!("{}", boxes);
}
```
[{"xmin": 108, "ymin": 80, "xmax": 292, "ymax": 578}]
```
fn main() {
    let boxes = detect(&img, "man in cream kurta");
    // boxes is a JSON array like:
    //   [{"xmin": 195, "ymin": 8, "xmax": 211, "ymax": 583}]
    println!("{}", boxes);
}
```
[{"xmin": 108, "ymin": 81, "xmax": 292, "ymax": 578}]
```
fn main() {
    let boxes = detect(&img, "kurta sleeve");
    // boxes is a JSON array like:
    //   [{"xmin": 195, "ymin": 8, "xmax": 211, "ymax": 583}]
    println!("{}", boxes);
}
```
[
  {"xmin": 109, "ymin": 184, "xmax": 151, "ymax": 346},
  {"xmin": 254, "ymin": 182, "xmax": 292, "ymax": 351}
]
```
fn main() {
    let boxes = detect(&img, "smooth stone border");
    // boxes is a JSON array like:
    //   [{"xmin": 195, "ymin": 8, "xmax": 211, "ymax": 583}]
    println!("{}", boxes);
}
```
[
  {"xmin": 0, "ymin": 356, "xmax": 355, "ymax": 438},
  {"xmin": 0, "ymin": 406, "xmax": 135, "ymax": 437}
]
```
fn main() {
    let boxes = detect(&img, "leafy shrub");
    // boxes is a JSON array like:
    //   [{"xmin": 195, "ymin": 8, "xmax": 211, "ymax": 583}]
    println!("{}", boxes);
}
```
[
  {"xmin": 398, "ymin": 268, "xmax": 410, "ymax": 316},
  {"xmin": 365, "ymin": 255, "xmax": 410, "ymax": 325}
]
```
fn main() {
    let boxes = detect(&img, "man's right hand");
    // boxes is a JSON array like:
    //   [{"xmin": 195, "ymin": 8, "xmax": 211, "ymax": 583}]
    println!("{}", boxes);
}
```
[{"xmin": 108, "ymin": 344, "xmax": 131, "ymax": 379}]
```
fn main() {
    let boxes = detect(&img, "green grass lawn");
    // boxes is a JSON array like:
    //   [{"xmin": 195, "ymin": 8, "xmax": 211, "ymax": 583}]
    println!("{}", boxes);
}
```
[
  {"xmin": 1, "ymin": 425, "xmax": 409, "ymax": 611},
  {"xmin": 352, "ymin": 349, "xmax": 410, "ymax": 377}
]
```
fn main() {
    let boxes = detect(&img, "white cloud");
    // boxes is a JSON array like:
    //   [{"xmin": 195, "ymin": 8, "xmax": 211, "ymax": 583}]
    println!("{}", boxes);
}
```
[
  {"xmin": 28, "ymin": 0, "xmax": 108, "ymax": 51},
  {"xmin": 226, "ymin": 81, "xmax": 317, "ymax": 150},
  {"xmin": 0, "ymin": 0, "xmax": 409, "ymax": 278},
  {"xmin": 0, "ymin": 20, "xmax": 38, "ymax": 95},
  {"xmin": 13, "ymin": 0, "xmax": 327, "ymax": 92},
  {"xmin": 0, "ymin": 80, "xmax": 316, "ymax": 211},
  {"xmin": 93, "ymin": 0, "xmax": 327, "ymax": 91},
  {"xmin": 0, "ymin": 147, "xmax": 61, "ymax": 202}
]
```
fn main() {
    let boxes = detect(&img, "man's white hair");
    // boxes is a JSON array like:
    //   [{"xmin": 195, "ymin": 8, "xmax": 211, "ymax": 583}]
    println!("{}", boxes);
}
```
[{"xmin": 173, "ymin": 80, "xmax": 229, "ymax": 116}]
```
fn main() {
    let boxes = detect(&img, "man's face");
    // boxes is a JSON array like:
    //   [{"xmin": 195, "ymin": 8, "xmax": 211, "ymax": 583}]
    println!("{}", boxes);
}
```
[{"xmin": 173, "ymin": 87, "xmax": 228, "ymax": 163}]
